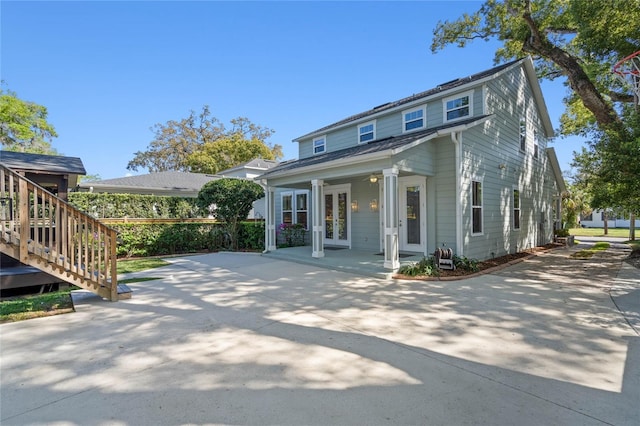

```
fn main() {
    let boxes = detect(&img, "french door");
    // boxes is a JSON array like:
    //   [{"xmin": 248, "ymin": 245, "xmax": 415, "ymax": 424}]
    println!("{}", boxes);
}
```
[
  {"xmin": 399, "ymin": 177, "xmax": 425, "ymax": 252},
  {"xmin": 323, "ymin": 185, "xmax": 350, "ymax": 247}
]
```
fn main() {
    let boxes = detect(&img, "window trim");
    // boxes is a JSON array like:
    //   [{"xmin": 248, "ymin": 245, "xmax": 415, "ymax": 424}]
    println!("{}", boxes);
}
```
[
  {"xmin": 519, "ymin": 117, "xmax": 527, "ymax": 152},
  {"xmin": 443, "ymin": 90, "xmax": 473, "ymax": 123},
  {"xmin": 533, "ymin": 129, "xmax": 540, "ymax": 159},
  {"xmin": 281, "ymin": 190, "xmax": 309, "ymax": 229},
  {"xmin": 402, "ymin": 106, "xmax": 426, "ymax": 133},
  {"xmin": 513, "ymin": 186, "xmax": 521, "ymax": 230},
  {"xmin": 471, "ymin": 179, "xmax": 483, "ymax": 236},
  {"xmin": 357, "ymin": 120, "xmax": 376, "ymax": 144},
  {"xmin": 313, "ymin": 135, "xmax": 326, "ymax": 155}
]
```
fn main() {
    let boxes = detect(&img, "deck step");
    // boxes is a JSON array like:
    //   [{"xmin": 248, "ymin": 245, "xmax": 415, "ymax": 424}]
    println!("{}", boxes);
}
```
[{"xmin": 117, "ymin": 284, "xmax": 133, "ymax": 300}]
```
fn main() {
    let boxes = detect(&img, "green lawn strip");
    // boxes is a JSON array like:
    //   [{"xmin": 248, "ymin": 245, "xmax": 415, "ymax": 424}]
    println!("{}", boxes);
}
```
[
  {"xmin": 117, "ymin": 258, "xmax": 170, "ymax": 274},
  {"xmin": 569, "ymin": 228, "xmax": 631, "ymax": 238},
  {"xmin": 1, "ymin": 289, "xmax": 75, "ymax": 323},
  {"xmin": 118, "ymin": 277, "xmax": 162, "ymax": 284},
  {"xmin": 570, "ymin": 242, "xmax": 610, "ymax": 259}
]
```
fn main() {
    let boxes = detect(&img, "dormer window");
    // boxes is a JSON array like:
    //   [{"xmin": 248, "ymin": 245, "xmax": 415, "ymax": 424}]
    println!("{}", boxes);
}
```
[
  {"xmin": 313, "ymin": 136, "xmax": 326, "ymax": 154},
  {"xmin": 358, "ymin": 121, "xmax": 376, "ymax": 143},
  {"xmin": 403, "ymin": 106, "xmax": 425, "ymax": 132},
  {"xmin": 444, "ymin": 91, "xmax": 473, "ymax": 122}
]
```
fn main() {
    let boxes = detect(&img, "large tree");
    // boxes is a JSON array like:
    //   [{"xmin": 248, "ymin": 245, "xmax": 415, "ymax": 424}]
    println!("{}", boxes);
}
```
[
  {"xmin": 0, "ymin": 88, "xmax": 58, "ymax": 154},
  {"xmin": 187, "ymin": 133, "xmax": 279, "ymax": 174},
  {"xmin": 431, "ymin": 0, "xmax": 639, "ymax": 135},
  {"xmin": 128, "ymin": 105, "xmax": 282, "ymax": 173}
]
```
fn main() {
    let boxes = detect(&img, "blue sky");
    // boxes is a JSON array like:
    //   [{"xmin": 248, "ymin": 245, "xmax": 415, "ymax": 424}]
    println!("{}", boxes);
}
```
[{"xmin": 2, "ymin": 0, "xmax": 582, "ymax": 180}]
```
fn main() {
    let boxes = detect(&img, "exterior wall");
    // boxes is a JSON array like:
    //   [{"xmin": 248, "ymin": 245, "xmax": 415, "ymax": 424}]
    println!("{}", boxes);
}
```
[
  {"xmin": 433, "ymin": 137, "xmax": 458, "ymax": 254},
  {"xmin": 460, "ymin": 66, "xmax": 555, "ymax": 260}
]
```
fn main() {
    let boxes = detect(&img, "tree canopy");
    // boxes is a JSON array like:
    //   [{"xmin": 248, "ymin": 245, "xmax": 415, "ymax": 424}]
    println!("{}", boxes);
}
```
[
  {"xmin": 128, "ymin": 106, "xmax": 282, "ymax": 173},
  {"xmin": 431, "ymin": 0, "xmax": 639, "ymax": 134},
  {"xmin": 0, "ymin": 87, "xmax": 58, "ymax": 154}
]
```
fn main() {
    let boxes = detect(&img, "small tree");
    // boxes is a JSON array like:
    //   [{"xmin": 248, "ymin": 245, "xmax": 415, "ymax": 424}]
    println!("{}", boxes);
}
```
[{"xmin": 196, "ymin": 178, "xmax": 264, "ymax": 250}]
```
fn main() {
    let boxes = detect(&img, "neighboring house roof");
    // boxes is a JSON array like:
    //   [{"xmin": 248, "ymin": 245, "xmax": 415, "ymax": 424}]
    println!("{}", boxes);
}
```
[
  {"xmin": 262, "ymin": 115, "xmax": 491, "ymax": 179},
  {"xmin": 295, "ymin": 57, "xmax": 553, "ymax": 141},
  {"xmin": 218, "ymin": 158, "xmax": 278, "ymax": 175},
  {"xmin": 78, "ymin": 171, "xmax": 220, "ymax": 196},
  {"xmin": 0, "ymin": 150, "xmax": 87, "ymax": 175}
]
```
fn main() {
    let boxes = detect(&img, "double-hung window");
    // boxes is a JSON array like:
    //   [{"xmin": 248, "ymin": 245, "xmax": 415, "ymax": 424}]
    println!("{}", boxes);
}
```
[
  {"xmin": 281, "ymin": 191, "xmax": 309, "ymax": 229},
  {"xmin": 472, "ymin": 180, "xmax": 483, "ymax": 234},
  {"xmin": 444, "ymin": 91, "xmax": 472, "ymax": 122},
  {"xmin": 519, "ymin": 118, "xmax": 527, "ymax": 152},
  {"xmin": 358, "ymin": 121, "xmax": 375, "ymax": 143},
  {"xmin": 402, "ymin": 106, "xmax": 425, "ymax": 132},
  {"xmin": 313, "ymin": 136, "xmax": 326, "ymax": 154},
  {"xmin": 513, "ymin": 188, "xmax": 520, "ymax": 230}
]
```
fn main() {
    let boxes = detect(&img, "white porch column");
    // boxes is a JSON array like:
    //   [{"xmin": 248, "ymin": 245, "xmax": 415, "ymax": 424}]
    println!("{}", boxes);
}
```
[
  {"xmin": 311, "ymin": 179, "xmax": 325, "ymax": 258},
  {"xmin": 383, "ymin": 167, "xmax": 399, "ymax": 270},
  {"xmin": 265, "ymin": 186, "xmax": 277, "ymax": 251}
]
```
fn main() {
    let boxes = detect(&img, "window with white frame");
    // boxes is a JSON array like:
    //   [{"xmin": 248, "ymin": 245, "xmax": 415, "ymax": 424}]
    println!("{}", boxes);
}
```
[
  {"xmin": 358, "ymin": 121, "xmax": 375, "ymax": 143},
  {"xmin": 519, "ymin": 118, "xmax": 527, "ymax": 152},
  {"xmin": 281, "ymin": 191, "xmax": 309, "ymax": 229},
  {"xmin": 513, "ymin": 188, "xmax": 520, "ymax": 230},
  {"xmin": 472, "ymin": 180, "xmax": 483, "ymax": 234},
  {"xmin": 444, "ymin": 91, "xmax": 472, "ymax": 122},
  {"xmin": 296, "ymin": 192, "xmax": 308, "ymax": 227},
  {"xmin": 313, "ymin": 136, "xmax": 326, "ymax": 154},
  {"xmin": 533, "ymin": 130, "xmax": 540, "ymax": 158},
  {"xmin": 402, "ymin": 106, "xmax": 425, "ymax": 132}
]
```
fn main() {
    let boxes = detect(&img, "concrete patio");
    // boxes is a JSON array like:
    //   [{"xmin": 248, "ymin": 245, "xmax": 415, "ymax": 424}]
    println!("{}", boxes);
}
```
[{"xmin": 1, "ymin": 242, "xmax": 638, "ymax": 425}]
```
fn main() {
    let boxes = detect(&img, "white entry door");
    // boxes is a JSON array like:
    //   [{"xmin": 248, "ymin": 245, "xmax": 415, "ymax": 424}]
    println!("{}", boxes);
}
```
[
  {"xmin": 399, "ymin": 177, "xmax": 426, "ymax": 252},
  {"xmin": 323, "ymin": 185, "xmax": 350, "ymax": 247}
]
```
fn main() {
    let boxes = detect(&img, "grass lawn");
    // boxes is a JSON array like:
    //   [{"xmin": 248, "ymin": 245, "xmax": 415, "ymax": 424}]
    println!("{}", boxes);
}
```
[
  {"xmin": 569, "ymin": 227, "xmax": 633, "ymax": 238},
  {"xmin": 570, "ymin": 242, "xmax": 610, "ymax": 259},
  {"xmin": 1, "ymin": 258, "xmax": 170, "ymax": 323}
]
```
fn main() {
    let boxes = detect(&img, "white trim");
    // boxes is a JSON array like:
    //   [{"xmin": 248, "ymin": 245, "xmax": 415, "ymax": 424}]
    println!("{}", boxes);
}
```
[
  {"xmin": 357, "ymin": 120, "xmax": 376, "ymax": 144},
  {"xmin": 471, "ymin": 177, "xmax": 484, "ymax": 236},
  {"xmin": 443, "ymin": 90, "xmax": 474, "ymax": 123},
  {"xmin": 512, "ymin": 185, "xmax": 521, "ymax": 231},
  {"xmin": 519, "ymin": 116, "xmax": 527, "ymax": 153},
  {"xmin": 322, "ymin": 183, "xmax": 352, "ymax": 247},
  {"xmin": 313, "ymin": 135, "xmax": 326, "ymax": 155},
  {"xmin": 533, "ymin": 129, "xmax": 540, "ymax": 159},
  {"xmin": 402, "ymin": 105, "xmax": 426, "ymax": 133},
  {"xmin": 399, "ymin": 176, "xmax": 426, "ymax": 253},
  {"xmin": 451, "ymin": 132, "xmax": 463, "ymax": 256}
]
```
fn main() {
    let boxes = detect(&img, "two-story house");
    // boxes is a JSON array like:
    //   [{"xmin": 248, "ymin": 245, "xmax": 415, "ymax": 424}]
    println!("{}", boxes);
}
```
[{"xmin": 260, "ymin": 57, "xmax": 565, "ymax": 270}]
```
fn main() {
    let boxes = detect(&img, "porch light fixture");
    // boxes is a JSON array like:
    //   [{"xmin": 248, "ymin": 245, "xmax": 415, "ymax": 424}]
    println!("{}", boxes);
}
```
[
  {"xmin": 369, "ymin": 199, "xmax": 378, "ymax": 212},
  {"xmin": 351, "ymin": 200, "xmax": 359, "ymax": 213},
  {"xmin": 369, "ymin": 174, "xmax": 378, "ymax": 183}
]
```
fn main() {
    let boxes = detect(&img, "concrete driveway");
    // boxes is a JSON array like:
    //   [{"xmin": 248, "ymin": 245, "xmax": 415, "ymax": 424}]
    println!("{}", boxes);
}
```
[{"xmin": 1, "ymin": 244, "xmax": 638, "ymax": 425}]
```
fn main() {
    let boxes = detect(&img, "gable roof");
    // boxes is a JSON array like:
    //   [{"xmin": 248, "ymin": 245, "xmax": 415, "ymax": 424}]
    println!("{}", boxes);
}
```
[
  {"xmin": 218, "ymin": 158, "xmax": 278, "ymax": 175},
  {"xmin": 262, "ymin": 115, "xmax": 490, "ymax": 179},
  {"xmin": 295, "ymin": 59, "xmax": 521, "ymax": 142},
  {"xmin": 0, "ymin": 150, "xmax": 86, "ymax": 175},
  {"xmin": 78, "ymin": 171, "xmax": 220, "ymax": 195}
]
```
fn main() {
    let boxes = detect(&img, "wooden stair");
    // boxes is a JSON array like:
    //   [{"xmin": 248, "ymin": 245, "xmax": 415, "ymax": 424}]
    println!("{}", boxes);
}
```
[{"xmin": 1, "ymin": 165, "xmax": 129, "ymax": 301}]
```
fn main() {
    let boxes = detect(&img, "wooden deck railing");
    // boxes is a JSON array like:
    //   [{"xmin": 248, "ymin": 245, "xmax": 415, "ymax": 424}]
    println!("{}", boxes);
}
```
[{"xmin": 0, "ymin": 165, "xmax": 119, "ymax": 301}]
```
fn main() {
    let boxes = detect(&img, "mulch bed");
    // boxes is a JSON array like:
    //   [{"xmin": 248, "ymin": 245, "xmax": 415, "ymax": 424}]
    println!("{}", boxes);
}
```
[{"xmin": 394, "ymin": 243, "xmax": 563, "ymax": 281}]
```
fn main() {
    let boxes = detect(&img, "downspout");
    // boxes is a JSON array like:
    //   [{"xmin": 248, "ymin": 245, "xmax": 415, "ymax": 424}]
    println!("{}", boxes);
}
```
[{"xmin": 451, "ymin": 132, "xmax": 463, "ymax": 256}]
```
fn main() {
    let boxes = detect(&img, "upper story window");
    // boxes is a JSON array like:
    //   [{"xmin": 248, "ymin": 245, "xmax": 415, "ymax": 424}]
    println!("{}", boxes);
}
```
[
  {"xmin": 358, "ymin": 121, "xmax": 376, "ymax": 143},
  {"xmin": 444, "ymin": 91, "xmax": 473, "ymax": 122},
  {"xmin": 313, "ymin": 136, "xmax": 326, "ymax": 155},
  {"xmin": 519, "ymin": 118, "xmax": 527, "ymax": 152},
  {"xmin": 402, "ymin": 106, "xmax": 425, "ymax": 132}
]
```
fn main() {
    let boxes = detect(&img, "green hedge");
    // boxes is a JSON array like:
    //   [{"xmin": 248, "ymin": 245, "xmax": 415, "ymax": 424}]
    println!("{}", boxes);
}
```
[
  {"xmin": 68, "ymin": 193, "xmax": 203, "ymax": 219},
  {"xmin": 112, "ymin": 222, "xmax": 265, "ymax": 257}
]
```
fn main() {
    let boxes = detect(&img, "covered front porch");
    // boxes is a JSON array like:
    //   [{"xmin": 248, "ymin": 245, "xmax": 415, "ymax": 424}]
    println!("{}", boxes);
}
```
[{"xmin": 261, "ymin": 245, "xmax": 422, "ymax": 280}]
